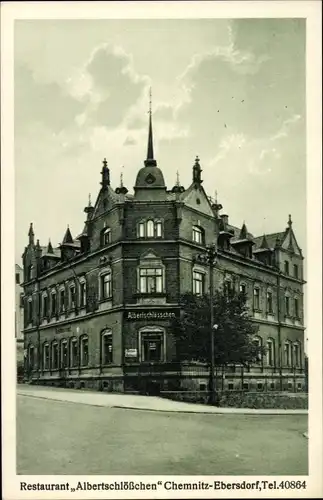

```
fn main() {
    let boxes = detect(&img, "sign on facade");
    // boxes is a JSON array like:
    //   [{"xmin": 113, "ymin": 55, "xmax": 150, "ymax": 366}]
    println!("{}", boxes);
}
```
[
  {"xmin": 125, "ymin": 348, "xmax": 138, "ymax": 358},
  {"xmin": 124, "ymin": 310, "xmax": 179, "ymax": 321}
]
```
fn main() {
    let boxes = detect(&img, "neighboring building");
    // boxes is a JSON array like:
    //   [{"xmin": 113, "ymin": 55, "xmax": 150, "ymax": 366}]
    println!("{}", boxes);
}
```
[
  {"xmin": 21, "ymin": 111, "xmax": 306, "ymax": 393},
  {"xmin": 15, "ymin": 264, "xmax": 24, "ymax": 379}
]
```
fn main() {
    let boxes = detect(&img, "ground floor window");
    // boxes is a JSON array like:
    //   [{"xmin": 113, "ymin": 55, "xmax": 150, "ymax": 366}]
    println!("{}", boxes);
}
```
[
  {"xmin": 61, "ymin": 340, "xmax": 68, "ymax": 368},
  {"xmin": 70, "ymin": 338, "xmax": 78, "ymax": 367},
  {"xmin": 43, "ymin": 343, "xmax": 50, "ymax": 370},
  {"xmin": 52, "ymin": 342, "xmax": 59, "ymax": 369},
  {"xmin": 28, "ymin": 345, "xmax": 35, "ymax": 370},
  {"xmin": 140, "ymin": 330, "xmax": 164, "ymax": 362},
  {"xmin": 80, "ymin": 336, "xmax": 89, "ymax": 366},
  {"xmin": 101, "ymin": 330, "xmax": 113, "ymax": 365}
]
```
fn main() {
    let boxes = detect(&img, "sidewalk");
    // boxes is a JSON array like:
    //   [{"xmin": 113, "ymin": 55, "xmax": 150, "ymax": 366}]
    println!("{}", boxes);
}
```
[{"xmin": 17, "ymin": 384, "xmax": 308, "ymax": 415}]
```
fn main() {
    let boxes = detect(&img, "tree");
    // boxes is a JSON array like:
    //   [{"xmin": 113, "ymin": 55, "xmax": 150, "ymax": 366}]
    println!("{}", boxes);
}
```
[{"xmin": 172, "ymin": 289, "xmax": 265, "ymax": 367}]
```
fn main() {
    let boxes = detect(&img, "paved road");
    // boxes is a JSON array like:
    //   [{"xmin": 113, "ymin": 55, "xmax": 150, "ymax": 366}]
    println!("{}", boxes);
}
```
[{"xmin": 17, "ymin": 388, "xmax": 308, "ymax": 475}]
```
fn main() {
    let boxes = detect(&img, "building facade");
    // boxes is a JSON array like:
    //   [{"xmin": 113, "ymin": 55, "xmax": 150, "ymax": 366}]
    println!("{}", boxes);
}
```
[
  {"xmin": 22, "ymin": 113, "xmax": 306, "ymax": 393},
  {"xmin": 15, "ymin": 264, "xmax": 24, "ymax": 379}
]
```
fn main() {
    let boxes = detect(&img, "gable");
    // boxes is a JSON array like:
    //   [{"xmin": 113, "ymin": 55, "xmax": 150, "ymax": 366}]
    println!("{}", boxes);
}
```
[
  {"xmin": 140, "ymin": 250, "xmax": 160, "ymax": 261},
  {"xmin": 281, "ymin": 230, "xmax": 302, "ymax": 256},
  {"xmin": 92, "ymin": 187, "xmax": 120, "ymax": 219},
  {"xmin": 182, "ymin": 184, "xmax": 214, "ymax": 217}
]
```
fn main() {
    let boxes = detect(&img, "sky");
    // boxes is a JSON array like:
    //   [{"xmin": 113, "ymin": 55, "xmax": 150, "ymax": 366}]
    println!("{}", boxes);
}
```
[{"xmin": 14, "ymin": 18, "xmax": 306, "ymax": 264}]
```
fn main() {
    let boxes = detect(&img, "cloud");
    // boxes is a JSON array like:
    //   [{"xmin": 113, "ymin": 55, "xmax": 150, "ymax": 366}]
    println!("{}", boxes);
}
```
[
  {"xmin": 124, "ymin": 136, "xmax": 137, "ymax": 146},
  {"xmin": 15, "ymin": 63, "xmax": 84, "ymax": 135}
]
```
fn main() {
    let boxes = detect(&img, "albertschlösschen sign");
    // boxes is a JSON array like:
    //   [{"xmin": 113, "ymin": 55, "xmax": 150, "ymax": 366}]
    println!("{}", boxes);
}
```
[{"xmin": 124, "ymin": 309, "xmax": 180, "ymax": 321}]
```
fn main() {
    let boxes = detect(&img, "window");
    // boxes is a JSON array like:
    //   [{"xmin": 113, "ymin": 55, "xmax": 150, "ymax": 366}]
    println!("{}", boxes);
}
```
[
  {"xmin": 102, "ymin": 227, "xmax": 111, "ymax": 246},
  {"xmin": 51, "ymin": 292, "xmax": 57, "ymax": 316},
  {"xmin": 80, "ymin": 281, "xmax": 86, "ymax": 308},
  {"xmin": 147, "ymin": 220, "xmax": 154, "ymax": 237},
  {"xmin": 101, "ymin": 272, "xmax": 112, "ymax": 300},
  {"xmin": 253, "ymin": 336, "xmax": 263, "ymax": 363},
  {"xmin": 284, "ymin": 341, "xmax": 292, "ymax": 367},
  {"xmin": 253, "ymin": 287, "xmax": 260, "ymax": 310},
  {"xmin": 28, "ymin": 345, "xmax": 35, "ymax": 370},
  {"xmin": 69, "ymin": 285, "xmax": 76, "ymax": 309},
  {"xmin": 137, "ymin": 220, "xmax": 163, "ymax": 239},
  {"xmin": 228, "ymin": 383, "xmax": 234, "ymax": 391},
  {"xmin": 140, "ymin": 331, "xmax": 164, "ymax": 362},
  {"xmin": 266, "ymin": 339, "xmax": 275, "ymax": 367},
  {"xmin": 294, "ymin": 297, "xmax": 299, "ymax": 318},
  {"xmin": 284, "ymin": 260, "xmax": 289, "ymax": 275},
  {"xmin": 257, "ymin": 382, "xmax": 264, "ymax": 391},
  {"xmin": 285, "ymin": 296, "xmax": 290, "ymax": 316},
  {"xmin": 27, "ymin": 299, "xmax": 33, "ymax": 324},
  {"xmin": 61, "ymin": 340, "xmax": 68, "ymax": 368},
  {"xmin": 294, "ymin": 264, "xmax": 299, "ymax": 279},
  {"xmin": 224, "ymin": 280, "xmax": 233, "ymax": 295},
  {"xmin": 80, "ymin": 336, "xmax": 89, "ymax": 366},
  {"xmin": 192, "ymin": 226, "xmax": 203, "ymax": 244},
  {"xmin": 59, "ymin": 288, "xmax": 65, "ymax": 312},
  {"xmin": 269, "ymin": 382, "xmax": 275, "ymax": 391},
  {"xmin": 243, "ymin": 382, "xmax": 249, "ymax": 391},
  {"xmin": 139, "ymin": 268, "xmax": 163, "ymax": 294},
  {"xmin": 42, "ymin": 294, "xmax": 48, "ymax": 317},
  {"xmin": 293, "ymin": 343, "xmax": 300, "ymax": 367},
  {"xmin": 239, "ymin": 283, "xmax": 246, "ymax": 295},
  {"xmin": 267, "ymin": 290, "xmax": 273, "ymax": 314},
  {"xmin": 101, "ymin": 330, "xmax": 113, "ymax": 365},
  {"xmin": 70, "ymin": 338, "xmax": 78, "ymax": 368},
  {"xmin": 193, "ymin": 270, "xmax": 205, "ymax": 296},
  {"xmin": 15, "ymin": 273, "xmax": 20, "ymax": 284},
  {"xmin": 52, "ymin": 342, "xmax": 59, "ymax": 370},
  {"xmin": 43, "ymin": 343, "xmax": 50, "ymax": 370}
]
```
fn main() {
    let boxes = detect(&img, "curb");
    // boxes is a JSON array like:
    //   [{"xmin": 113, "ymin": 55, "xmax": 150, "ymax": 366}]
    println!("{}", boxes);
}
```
[{"xmin": 17, "ymin": 392, "xmax": 308, "ymax": 416}]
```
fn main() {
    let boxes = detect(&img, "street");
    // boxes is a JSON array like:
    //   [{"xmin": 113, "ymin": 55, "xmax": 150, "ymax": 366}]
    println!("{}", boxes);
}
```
[{"xmin": 17, "ymin": 387, "xmax": 308, "ymax": 475}]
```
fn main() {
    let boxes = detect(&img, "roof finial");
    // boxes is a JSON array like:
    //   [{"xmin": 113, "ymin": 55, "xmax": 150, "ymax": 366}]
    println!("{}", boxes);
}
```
[
  {"xmin": 288, "ymin": 214, "xmax": 292, "ymax": 228},
  {"xmin": 28, "ymin": 222, "xmax": 34, "ymax": 245},
  {"xmin": 176, "ymin": 170, "xmax": 180, "ymax": 186},
  {"xmin": 101, "ymin": 158, "xmax": 110, "ymax": 188},
  {"xmin": 215, "ymin": 190, "xmax": 218, "ymax": 204},
  {"xmin": 88, "ymin": 193, "xmax": 92, "ymax": 207},
  {"xmin": 193, "ymin": 155, "xmax": 202, "ymax": 184},
  {"xmin": 120, "ymin": 171, "xmax": 124, "ymax": 187},
  {"xmin": 144, "ymin": 87, "xmax": 157, "ymax": 167}
]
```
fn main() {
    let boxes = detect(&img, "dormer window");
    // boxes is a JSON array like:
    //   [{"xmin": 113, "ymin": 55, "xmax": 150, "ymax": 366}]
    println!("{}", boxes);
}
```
[
  {"xmin": 192, "ymin": 226, "xmax": 204, "ymax": 245},
  {"xmin": 137, "ymin": 219, "xmax": 163, "ymax": 239}
]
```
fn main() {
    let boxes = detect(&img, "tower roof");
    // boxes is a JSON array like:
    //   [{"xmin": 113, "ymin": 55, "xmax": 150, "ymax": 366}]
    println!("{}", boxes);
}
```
[{"xmin": 62, "ymin": 226, "xmax": 74, "ymax": 245}]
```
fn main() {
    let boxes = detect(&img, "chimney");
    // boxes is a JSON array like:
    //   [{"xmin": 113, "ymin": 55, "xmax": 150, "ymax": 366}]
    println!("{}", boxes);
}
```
[{"xmin": 221, "ymin": 214, "xmax": 229, "ymax": 225}]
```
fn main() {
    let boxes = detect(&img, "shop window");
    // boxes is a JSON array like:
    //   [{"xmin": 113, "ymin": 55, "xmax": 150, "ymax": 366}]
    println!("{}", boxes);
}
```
[
  {"xmin": 52, "ymin": 342, "xmax": 59, "ymax": 370},
  {"xmin": 70, "ymin": 338, "xmax": 78, "ymax": 368},
  {"xmin": 140, "ymin": 329, "xmax": 164, "ymax": 363},
  {"xmin": 193, "ymin": 270, "xmax": 205, "ymax": 296},
  {"xmin": 61, "ymin": 340, "xmax": 68, "ymax": 368},
  {"xmin": 139, "ymin": 268, "xmax": 163, "ymax": 294},
  {"xmin": 80, "ymin": 336, "xmax": 89, "ymax": 366},
  {"xmin": 266, "ymin": 338, "xmax": 275, "ymax": 367},
  {"xmin": 101, "ymin": 330, "xmax": 113, "ymax": 365},
  {"xmin": 192, "ymin": 225, "xmax": 204, "ymax": 245},
  {"xmin": 253, "ymin": 287, "xmax": 260, "ymax": 310},
  {"xmin": 100, "ymin": 271, "xmax": 112, "ymax": 300},
  {"xmin": 267, "ymin": 290, "xmax": 273, "ymax": 314},
  {"xmin": 43, "ymin": 343, "xmax": 50, "ymax": 370}
]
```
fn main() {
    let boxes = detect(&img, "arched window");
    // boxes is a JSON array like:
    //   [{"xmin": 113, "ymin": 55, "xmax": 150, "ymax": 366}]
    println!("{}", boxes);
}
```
[
  {"xmin": 266, "ymin": 338, "xmax": 275, "ymax": 367},
  {"xmin": 138, "ymin": 222, "xmax": 145, "ymax": 238},
  {"xmin": 43, "ymin": 342, "xmax": 50, "ymax": 370},
  {"xmin": 80, "ymin": 335, "xmax": 89, "ymax": 366},
  {"xmin": 51, "ymin": 290, "xmax": 57, "ymax": 317},
  {"xmin": 51, "ymin": 341, "xmax": 59, "ymax": 370},
  {"xmin": 59, "ymin": 285, "xmax": 66, "ymax": 313},
  {"xmin": 70, "ymin": 338, "xmax": 78, "ymax": 368},
  {"xmin": 192, "ymin": 225, "xmax": 204, "ymax": 245},
  {"xmin": 284, "ymin": 341, "xmax": 292, "ymax": 367},
  {"xmin": 69, "ymin": 283, "xmax": 76, "ymax": 309},
  {"xmin": 42, "ymin": 292, "xmax": 49, "ymax": 318},
  {"xmin": 139, "ymin": 326, "xmax": 165, "ymax": 363},
  {"xmin": 101, "ymin": 330, "xmax": 113, "ymax": 365},
  {"xmin": 61, "ymin": 339, "xmax": 68, "ymax": 368},
  {"xmin": 147, "ymin": 220, "xmax": 154, "ymax": 238},
  {"xmin": 27, "ymin": 297, "xmax": 33, "ymax": 325}
]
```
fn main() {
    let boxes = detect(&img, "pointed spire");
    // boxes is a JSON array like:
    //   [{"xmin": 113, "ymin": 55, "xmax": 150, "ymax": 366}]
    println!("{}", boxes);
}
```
[
  {"xmin": 260, "ymin": 234, "xmax": 269, "ymax": 249},
  {"xmin": 47, "ymin": 239, "xmax": 54, "ymax": 254},
  {"xmin": 239, "ymin": 222, "xmax": 248, "ymax": 240},
  {"xmin": 28, "ymin": 223, "xmax": 34, "ymax": 245},
  {"xmin": 144, "ymin": 88, "xmax": 157, "ymax": 167},
  {"xmin": 176, "ymin": 170, "xmax": 180, "ymax": 186},
  {"xmin": 62, "ymin": 226, "xmax": 73, "ymax": 245},
  {"xmin": 101, "ymin": 158, "xmax": 110, "ymax": 188},
  {"xmin": 192, "ymin": 155, "xmax": 203, "ymax": 184}
]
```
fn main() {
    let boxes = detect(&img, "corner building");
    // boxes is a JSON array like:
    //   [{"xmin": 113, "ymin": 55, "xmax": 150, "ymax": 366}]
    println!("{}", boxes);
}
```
[{"xmin": 22, "ymin": 113, "xmax": 306, "ymax": 393}]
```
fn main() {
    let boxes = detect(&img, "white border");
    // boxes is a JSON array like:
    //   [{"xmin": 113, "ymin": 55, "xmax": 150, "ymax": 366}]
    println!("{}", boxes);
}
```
[{"xmin": 1, "ymin": 1, "xmax": 322, "ymax": 499}]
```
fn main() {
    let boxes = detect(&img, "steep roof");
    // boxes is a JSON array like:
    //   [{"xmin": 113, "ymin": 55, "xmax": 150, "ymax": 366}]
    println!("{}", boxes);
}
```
[{"xmin": 253, "ymin": 231, "xmax": 287, "ymax": 250}]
